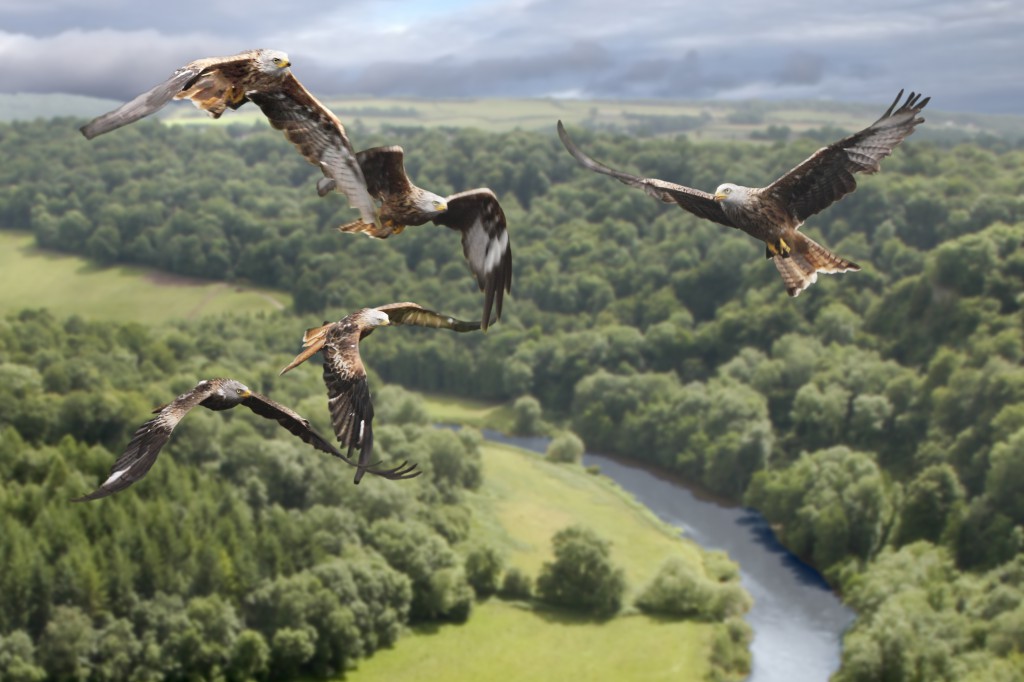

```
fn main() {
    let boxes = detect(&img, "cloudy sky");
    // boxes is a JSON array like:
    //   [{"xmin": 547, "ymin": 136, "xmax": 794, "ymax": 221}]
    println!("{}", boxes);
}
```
[{"xmin": 0, "ymin": 0, "xmax": 1020, "ymax": 112}]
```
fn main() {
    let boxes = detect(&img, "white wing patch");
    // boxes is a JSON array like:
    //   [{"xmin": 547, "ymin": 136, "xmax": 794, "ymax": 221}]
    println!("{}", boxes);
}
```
[
  {"xmin": 463, "ymin": 216, "xmax": 489, "ymax": 272},
  {"xmin": 485, "ymin": 229, "xmax": 509, "ymax": 274},
  {"xmin": 103, "ymin": 468, "xmax": 129, "ymax": 486}
]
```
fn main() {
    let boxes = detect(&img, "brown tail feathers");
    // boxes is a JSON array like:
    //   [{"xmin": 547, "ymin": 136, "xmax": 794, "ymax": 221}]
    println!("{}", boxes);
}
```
[
  {"xmin": 279, "ymin": 323, "xmax": 331, "ymax": 375},
  {"xmin": 337, "ymin": 220, "xmax": 400, "ymax": 239},
  {"xmin": 773, "ymin": 233, "xmax": 860, "ymax": 297}
]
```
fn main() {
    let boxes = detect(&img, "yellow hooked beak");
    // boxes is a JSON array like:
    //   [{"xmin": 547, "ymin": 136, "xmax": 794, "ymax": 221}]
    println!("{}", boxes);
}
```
[
  {"xmin": 279, "ymin": 59, "xmax": 291, "ymax": 69},
  {"xmin": 714, "ymin": 191, "xmax": 727, "ymax": 202},
  {"xmin": 240, "ymin": 389, "xmax": 252, "ymax": 399},
  {"xmin": 434, "ymin": 200, "xmax": 448, "ymax": 212}
]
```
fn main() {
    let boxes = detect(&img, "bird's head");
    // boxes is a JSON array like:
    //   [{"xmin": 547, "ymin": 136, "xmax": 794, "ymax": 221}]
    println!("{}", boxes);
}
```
[
  {"xmin": 416, "ymin": 189, "xmax": 447, "ymax": 217},
  {"xmin": 713, "ymin": 183, "xmax": 739, "ymax": 204},
  {"xmin": 257, "ymin": 49, "xmax": 291, "ymax": 74},
  {"xmin": 364, "ymin": 309, "xmax": 392, "ymax": 328},
  {"xmin": 219, "ymin": 379, "xmax": 252, "ymax": 401}
]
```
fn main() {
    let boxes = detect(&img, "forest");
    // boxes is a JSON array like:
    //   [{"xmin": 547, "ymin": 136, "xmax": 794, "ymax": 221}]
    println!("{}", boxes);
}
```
[{"xmin": 0, "ymin": 115, "xmax": 1023, "ymax": 680}]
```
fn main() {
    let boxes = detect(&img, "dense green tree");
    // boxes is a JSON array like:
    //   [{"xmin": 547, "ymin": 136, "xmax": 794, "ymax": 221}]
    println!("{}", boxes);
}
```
[
  {"xmin": 0, "ymin": 630, "xmax": 45, "ymax": 682},
  {"xmin": 511, "ymin": 395, "xmax": 544, "ymax": 435},
  {"xmin": 464, "ymin": 546, "xmax": 504, "ymax": 598},
  {"xmin": 546, "ymin": 430, "xmax": 585, "ymax": 464},
  {"xmin": 635, "ymin": 557, "xmax": 714, "ymax": 618},
  {"xmin": 897, "ymin": 464, "xmax": 966, "ymax": 546},
  {"xmin": 536, "ymin": 525, "xmax": 626, "ymax": 617},
  {"xmin": 499, "ymin": 568, "xmax": 533, "ymax": 600}
]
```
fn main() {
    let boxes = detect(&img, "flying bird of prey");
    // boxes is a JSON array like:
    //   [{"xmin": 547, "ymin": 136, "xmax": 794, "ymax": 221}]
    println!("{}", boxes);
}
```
[
  {"xmin": 280, "ymin": 303, "xmax": 481, "ymax": 483},
  {"xmin": 73, "ymin": 377, "xmax": 419, "ymax": 501},
  {"xmin": 79, "ymin": 49, "xmax": 379, "ymax": 229},
  {"xmin": 557, "ymin": 90, "xmax": 930, "ymax": 296},
  {"xmin": 318, "ymin": 146, "xmax": 512, "ymax": 330}
]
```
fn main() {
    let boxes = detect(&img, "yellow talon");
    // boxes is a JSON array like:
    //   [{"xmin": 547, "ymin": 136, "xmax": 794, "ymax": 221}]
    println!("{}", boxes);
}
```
[
  {"xmin": 778, "ymin": 238, "xmax": 791, "ymax": 256},
  {"xmin": 766, "ymin": 241, "xmax": 779, "ymax": 256}
]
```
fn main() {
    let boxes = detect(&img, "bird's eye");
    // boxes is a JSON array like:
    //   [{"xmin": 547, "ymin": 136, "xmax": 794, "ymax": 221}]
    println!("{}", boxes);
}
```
[{"xmin": 235, "ymin": 388, "xmax": 244, "ymax": 395}]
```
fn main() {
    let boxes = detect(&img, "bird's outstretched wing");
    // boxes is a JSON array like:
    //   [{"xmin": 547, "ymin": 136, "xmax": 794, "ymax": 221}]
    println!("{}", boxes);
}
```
[
  {"xmin": 431, "ymin": 189, "xmax": 513, "ymax": 330},
  {"xmin": 355, "ymin": 146, "xmax": 414, "ymax": 198},
  {"xmin": 246, "ymin": 77, "xmax": 379, "ymax": 227},
  {"xmin": 557, "ymin": 121, "xmax": 735, "ymax": 229},
  {"xmin": 243, "ymin": 390, "xmax": 419, "ymax": 481},
  {"xmin": 376, "ymin": 302, "xmax": 483, "ymax": 332},
  {"xmin": 72, "ymin": 379, "xmax": 221, "ymax": 501},
  {"xmin": 79, "ymin": 53, "xmax": 260, "ymax": 139},
  {"xmin": 764, "ymin": 90, "xmax": 930, "ymax": 223}
]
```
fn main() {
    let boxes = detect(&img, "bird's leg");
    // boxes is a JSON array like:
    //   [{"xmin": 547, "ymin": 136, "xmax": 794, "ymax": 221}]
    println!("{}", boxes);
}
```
[{"xmin": 765, "ymin": 238, "xmax": 792, "ymax": 259}]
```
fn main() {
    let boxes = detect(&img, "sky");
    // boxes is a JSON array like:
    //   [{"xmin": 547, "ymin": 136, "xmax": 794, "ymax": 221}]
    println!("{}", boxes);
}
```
[{"xmin": 0, "ymin": 0, "xmax": 1021, "ymax": 113}]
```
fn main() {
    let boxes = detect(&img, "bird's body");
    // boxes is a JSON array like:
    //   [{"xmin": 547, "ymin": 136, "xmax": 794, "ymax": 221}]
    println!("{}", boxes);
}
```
[
  {"xmin": 558, "ymin": 90, "xmax": 930, "ymax": 296},
  {"xmin": 280, "ymin": 303, "xmax": 481, "ymax": 483},
  {"xmin": 79, "ymin": 49, "xmax": 379, "ymax": 229},
  {"xmin": 73, "ymin": 377, "xmax": 418, "ymax": 502},
  {"xmin": 322, "ymin": 145, "xmax": 513, "ymax": 329}
]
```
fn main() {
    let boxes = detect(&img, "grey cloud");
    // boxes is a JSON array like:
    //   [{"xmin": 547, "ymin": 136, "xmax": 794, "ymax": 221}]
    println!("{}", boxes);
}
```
[
  {"xmin": 0, "ymin": 0, "xmax": 1020, "ymax": 112},
  {"xmin": 0, "ymin": 0, "xmax": 373, "ymax": 37},
  {"xmin": 0, "ymin": 29, "xmax": 242, "ymax": 99},
  {"xmin": 775, "ymin": 52, "xmax": 826, "ymax": 86},
  {"xmin": 331, "ymin": 42, "xmax": 612, "ymax": 98}
]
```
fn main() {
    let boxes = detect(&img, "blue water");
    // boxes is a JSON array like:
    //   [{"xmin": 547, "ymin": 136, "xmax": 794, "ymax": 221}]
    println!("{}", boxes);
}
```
[{"xmin": 480, "ymin": 430, "xmax": 854, "ymax": 682}]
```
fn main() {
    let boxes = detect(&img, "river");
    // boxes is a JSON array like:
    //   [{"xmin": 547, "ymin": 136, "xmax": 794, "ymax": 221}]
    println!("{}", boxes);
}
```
[{"xmin": 481, "ymin": 430, "xmax": 855, "ymax": 682}]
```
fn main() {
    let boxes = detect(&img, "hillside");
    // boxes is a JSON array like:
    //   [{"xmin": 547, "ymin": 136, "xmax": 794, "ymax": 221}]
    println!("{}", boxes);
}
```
[{"xmin": 6, "ymin": 92, "xmax": 1024, "ymax": 142}]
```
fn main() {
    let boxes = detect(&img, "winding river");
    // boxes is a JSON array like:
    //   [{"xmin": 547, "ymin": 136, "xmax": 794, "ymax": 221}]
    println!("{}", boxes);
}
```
[{"xmin": 481, "ymin": 430, "xmax": 855, "ymax": 682}]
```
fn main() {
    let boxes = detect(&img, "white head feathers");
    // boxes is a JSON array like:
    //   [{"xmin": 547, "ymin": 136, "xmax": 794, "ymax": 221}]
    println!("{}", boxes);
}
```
[{"xmin": 256, "ymin": 49, "xmax": 291, "ymax": 74}]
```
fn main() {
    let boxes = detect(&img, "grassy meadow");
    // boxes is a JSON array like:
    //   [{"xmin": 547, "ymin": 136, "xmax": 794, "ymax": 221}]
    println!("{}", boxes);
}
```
[
  {"xmin": 344, "ymin": 436, "xmax": 719, "ymax": 682},
  {"xmin": 0, "ymin": 230, "xmax": 290, "ymax": 322},
  {"xmin": 346, "ymin": 600, "xmax": 711, "ymax": 682},
  {"xmin": 162, "ymin": 95, "xmax": 896, "ymax": 139},
  {"xmin": 466, "ymin": 440, "xmax": 706, "ymax": 594}
]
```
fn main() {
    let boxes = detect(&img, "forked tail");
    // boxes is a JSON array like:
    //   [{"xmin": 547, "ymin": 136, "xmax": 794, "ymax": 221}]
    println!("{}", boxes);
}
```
[
  {"xmin": 773, "ymin": 233, "xmax": 860, "ymax": 297},
  {"xmin": 279, "ymin": 323, "xmax": 332, "ymax": 375}
]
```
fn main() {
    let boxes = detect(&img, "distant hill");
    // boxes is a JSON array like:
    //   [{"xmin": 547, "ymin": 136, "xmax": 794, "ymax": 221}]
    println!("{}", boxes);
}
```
[
  {"xmin": 0, "ymin": 93, "xmax": 122, "ymax": 122},
  {"xmin": 5, "ymin": 91, "xmax": 1023, "ymax": 143}
]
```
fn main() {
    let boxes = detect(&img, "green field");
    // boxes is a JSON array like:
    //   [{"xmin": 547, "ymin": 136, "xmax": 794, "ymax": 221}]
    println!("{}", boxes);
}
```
[
  {"xmin": 346, "ymin": 393, "xmax": 723, "ymax": 682},
  {"xmin": 471, "ymin": 440, "xmax": 705, "ymax": 590},
  {"xmin": 163, "ymin": 95, "xmax": 885, "ymax": 140},
  {"xmin": 157, "ymin": 94, "xmax": 1024, "ymax": 142},
  {"xmin": 421, "ymin": 392, "xmax": 518, "ymax": 433},
  {"xmin": 0, "ymin": 230, "xmax": 290, "ymax": 322},
  {"xmin": 4, "ymin": 92, "xmax": 1022, "ymax": 142},
  {"xmin": 344, "ymin": 437, "xmax": 719, "ymax": 682},
  {"xmin": 347, "ymin": 600, "xmax": 710, "ymax": 682}
]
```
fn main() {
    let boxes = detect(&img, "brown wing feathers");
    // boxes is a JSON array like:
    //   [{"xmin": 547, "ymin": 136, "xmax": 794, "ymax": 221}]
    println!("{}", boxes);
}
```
[
  {"xmin": 557, "ymin": 120, "xmax": 735, "ymax": 229},
  {"xmin": 767, "ymin": 90, "xmax": 929, "ymax": 223},
  {"xmin": 72, "ymin": 381, "xmax": 219, "ymax": 501},
  {"xmin": 377, "ymin": 302, "xmax": 482, "ymax": 332},
  {"xmin": 246, "ymin": 79, "xmax": 379, "ymax": 227}
]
